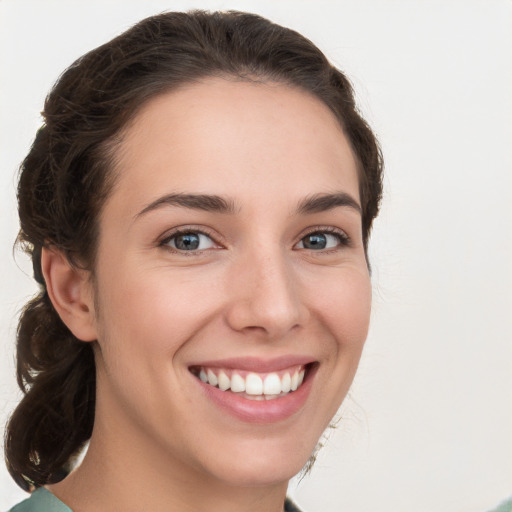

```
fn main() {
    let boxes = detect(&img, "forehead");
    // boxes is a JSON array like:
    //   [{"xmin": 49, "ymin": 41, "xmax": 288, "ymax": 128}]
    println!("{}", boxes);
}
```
[{"xmin": 107, "ymin": 78, "xmax": 359, "ymax": 216}]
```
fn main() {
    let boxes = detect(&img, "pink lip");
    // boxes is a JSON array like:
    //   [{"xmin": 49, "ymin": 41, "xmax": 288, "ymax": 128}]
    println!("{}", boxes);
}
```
[
  {"xmin": 189, "ymin": 355, "xmax": 316, "ymax": 373},
  {"xmin": 191, "ymin": 360, "xmax": 318, "ymax": 424}
]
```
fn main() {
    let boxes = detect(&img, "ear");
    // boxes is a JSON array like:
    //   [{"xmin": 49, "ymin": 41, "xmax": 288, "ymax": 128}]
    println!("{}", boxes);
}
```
[{"xmin": 41, "ymin": 246, "xmax": 97, "ymax": 342}]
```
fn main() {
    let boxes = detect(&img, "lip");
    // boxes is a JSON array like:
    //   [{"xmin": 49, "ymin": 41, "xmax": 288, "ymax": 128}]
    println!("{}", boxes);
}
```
[{"xmin": 191, "ymin": 359, "xmax": 318, "ymax": 424}]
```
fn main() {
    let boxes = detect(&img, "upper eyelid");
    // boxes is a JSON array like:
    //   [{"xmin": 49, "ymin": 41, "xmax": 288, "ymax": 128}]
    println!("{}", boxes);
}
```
[
  {"xmin": 297, "ymin": 225, "xmax": 350, "ymax": 241},
  {"xmin": 159, "ymin": 225, "xmax": 221, "ymax": 244}
]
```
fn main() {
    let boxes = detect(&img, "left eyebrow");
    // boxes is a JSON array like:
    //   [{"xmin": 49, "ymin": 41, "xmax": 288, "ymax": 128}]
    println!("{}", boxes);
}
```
[{"xmin": 296, "ymin": 192, "xmax": 361, "ymax": 215}]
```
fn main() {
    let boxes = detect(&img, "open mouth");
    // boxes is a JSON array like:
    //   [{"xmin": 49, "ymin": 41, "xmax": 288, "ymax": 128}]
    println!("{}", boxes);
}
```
[{"xmin": 189, "ymin": 363, "xmax": 315, "ymax": 401}]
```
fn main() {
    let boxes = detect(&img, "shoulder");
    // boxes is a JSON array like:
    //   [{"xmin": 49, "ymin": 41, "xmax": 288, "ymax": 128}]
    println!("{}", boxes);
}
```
[
  {"xmin": 8, "ymin": 488, "xmax": 72, "ymax": 512},
  {"xmin": 487, "ymin": 497, "xmax": 512, "ymax": 512},
  {"xmin": 285, "ymin": 497, "xmax": 304, "ymax": 512}
]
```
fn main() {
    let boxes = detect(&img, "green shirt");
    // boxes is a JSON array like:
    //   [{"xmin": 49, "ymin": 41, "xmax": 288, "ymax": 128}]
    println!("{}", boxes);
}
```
[
  {"xmin": 488, "ymin": 497, "xmax": 512, "ymax": 512},
  {"xmin": 8, "ymin": 488, "xmax": 71, "ymax": 512},
  {"xmin": 8, "ymin": 488, "xmax": 303, "ymax": 511}
]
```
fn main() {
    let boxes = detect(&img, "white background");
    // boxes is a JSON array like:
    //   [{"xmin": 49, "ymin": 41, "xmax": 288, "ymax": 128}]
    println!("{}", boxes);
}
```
[{"xmin": 1, "ymin": 1, "xmax": 511, "ymax": 511}]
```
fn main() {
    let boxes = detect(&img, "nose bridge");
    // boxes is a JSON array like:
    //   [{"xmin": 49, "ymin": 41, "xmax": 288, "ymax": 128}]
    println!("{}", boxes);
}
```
[{"xmin": 226, "ymin": 241, "xmax": 306, "ymax": 337}]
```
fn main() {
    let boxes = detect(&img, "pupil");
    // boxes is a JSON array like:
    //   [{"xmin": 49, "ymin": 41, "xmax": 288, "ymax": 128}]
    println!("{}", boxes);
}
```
[
  {"xmin": 304, "ymin": 233, "xmax": 326, "ymax": 249},
  {"xmin": 176, "ymin": 233, "xmax": 200, "ymax": 250}
]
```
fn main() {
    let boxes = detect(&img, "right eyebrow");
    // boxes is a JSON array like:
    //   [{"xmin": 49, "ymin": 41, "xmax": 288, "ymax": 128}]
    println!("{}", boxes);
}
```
[{"xmin": 134, "ymin": 193, "xmax": 238, "ymax": 219}]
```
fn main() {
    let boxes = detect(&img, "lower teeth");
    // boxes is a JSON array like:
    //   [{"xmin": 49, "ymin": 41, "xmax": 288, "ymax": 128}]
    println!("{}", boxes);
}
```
[
  {"xmin": 244, "ymin": 393, "xmax": 282, "ymax": 400},
  {"xmin": 229, "ymin": 391, "xmax": 289, "ymax": 401}
]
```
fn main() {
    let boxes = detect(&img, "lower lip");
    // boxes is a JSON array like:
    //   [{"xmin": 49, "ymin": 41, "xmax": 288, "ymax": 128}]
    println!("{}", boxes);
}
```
[{"xmin": 196, "ymin": 366, "xmax": 316, "ymax": 423}]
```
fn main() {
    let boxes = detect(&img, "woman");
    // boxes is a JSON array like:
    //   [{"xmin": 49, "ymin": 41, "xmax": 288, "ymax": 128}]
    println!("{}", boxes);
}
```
[{"xmin": 5, "ymin": 10, "xmax": 382, "ymax": 512}]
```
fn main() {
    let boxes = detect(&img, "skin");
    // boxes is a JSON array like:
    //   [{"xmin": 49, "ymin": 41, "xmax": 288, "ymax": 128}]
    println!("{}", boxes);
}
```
[{"xmin": 43, "ymin": 78, "xmax": 372, "ymax": 512}]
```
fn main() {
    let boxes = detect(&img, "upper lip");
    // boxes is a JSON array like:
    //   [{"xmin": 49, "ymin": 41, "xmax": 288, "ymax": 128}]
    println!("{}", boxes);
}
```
[{"xmin": 188, "ymin": 355, "xmax": 317, "ymax": 373}]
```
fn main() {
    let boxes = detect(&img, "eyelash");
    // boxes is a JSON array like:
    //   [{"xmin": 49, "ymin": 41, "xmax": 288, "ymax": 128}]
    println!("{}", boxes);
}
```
[
  {"xmin": 159, "ymin": 227, "xmax": 221, "ymax": 255},
  {"xmin": 296, "ymin": 226, "xmax": 351, "ymax": 252},
  {"xmin": 158, "ymin": 226, "xmax": 351, "ymax": 254}
]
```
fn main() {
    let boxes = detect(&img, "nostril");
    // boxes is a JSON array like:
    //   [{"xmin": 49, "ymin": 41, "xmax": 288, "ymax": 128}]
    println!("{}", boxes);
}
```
[{"xmin": 225, "ymin": 299, "xmax": 306, "ymax": 338}]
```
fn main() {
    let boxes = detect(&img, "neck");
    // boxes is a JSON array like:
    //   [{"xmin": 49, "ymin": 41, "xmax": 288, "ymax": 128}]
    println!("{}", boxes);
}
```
[{"xmin": 48, "ymin": 415, "xmax": 289, "ymax": 512}]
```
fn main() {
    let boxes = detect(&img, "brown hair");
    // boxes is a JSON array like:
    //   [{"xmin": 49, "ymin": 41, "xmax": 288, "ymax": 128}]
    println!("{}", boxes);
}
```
[{"xmin": 5, "ymin": 10, "xmax": 383, "ymax": 491}]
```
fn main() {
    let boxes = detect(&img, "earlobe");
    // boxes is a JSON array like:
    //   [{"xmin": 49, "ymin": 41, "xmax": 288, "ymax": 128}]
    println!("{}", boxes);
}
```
[{"xmin": 41, "ymin": 246, "xmax": 97, "ymax": 342}]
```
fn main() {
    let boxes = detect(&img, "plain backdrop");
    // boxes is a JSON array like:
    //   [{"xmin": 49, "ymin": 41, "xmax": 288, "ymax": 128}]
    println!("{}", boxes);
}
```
[{"xmin": 1, "ymin": 1, "xmax": 511, "ymax": 511}]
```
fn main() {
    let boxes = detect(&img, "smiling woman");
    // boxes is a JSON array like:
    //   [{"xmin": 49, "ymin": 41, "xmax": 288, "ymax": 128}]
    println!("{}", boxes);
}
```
[{"xmin": 5, "ymin": 10, "xmax": 383, "ymax": 512}]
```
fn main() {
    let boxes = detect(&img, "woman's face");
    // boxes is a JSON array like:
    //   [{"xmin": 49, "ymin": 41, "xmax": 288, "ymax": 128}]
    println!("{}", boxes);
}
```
[{"xmin": 89, "ymin": 78, "xmax": 371, "ymax": 487}]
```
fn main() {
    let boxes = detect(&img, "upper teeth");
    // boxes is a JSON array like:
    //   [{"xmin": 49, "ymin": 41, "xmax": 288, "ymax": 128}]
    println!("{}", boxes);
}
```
[{"xmin": 196, "ymin": 366, "xmax": 306, "ymax": 396}]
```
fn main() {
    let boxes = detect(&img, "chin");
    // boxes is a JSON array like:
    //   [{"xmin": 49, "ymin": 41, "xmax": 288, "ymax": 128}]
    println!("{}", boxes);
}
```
[{"xmin": 198, "ymin": 434, "xmax": 319, "ymax": 488}]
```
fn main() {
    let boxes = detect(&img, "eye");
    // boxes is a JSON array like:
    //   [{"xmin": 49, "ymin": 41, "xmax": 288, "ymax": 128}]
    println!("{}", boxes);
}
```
[
  {"xmin": 296, "ymin": 230, "xmax": 348, "ymax": 250},
  {"xmin": 162, "ymin": 231, "xmax": 216, "ymax": 251}
]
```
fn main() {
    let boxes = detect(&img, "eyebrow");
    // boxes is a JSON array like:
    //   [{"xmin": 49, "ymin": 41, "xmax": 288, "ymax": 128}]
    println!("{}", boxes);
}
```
[
  {"xmin": 135, "ymin": 193, "xmax": 237, "ymax": 218},
  {"xmin": 135, "ymin": 191, "xmax": 361, "ymax": 219},
  {"xmin": 296, "ymin": 192, "xmax": 361, "ymax": 215}
]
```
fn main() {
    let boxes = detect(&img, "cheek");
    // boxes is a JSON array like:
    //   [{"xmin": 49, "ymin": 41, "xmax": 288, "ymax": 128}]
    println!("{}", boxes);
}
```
[
  {"xmin": 91, "ymin": 267, "xmax": 220, "ymax": 422},
  {"xmin": 312, "ymin": 269, "xmax": 372, "ymax": 348},
  {"xmin": 318, "ymin": 271, "xmax": 371, "ymax": 406},
  {"xmin": 95, "ymin": 265, "xmax": 223, "ymax": 358}
]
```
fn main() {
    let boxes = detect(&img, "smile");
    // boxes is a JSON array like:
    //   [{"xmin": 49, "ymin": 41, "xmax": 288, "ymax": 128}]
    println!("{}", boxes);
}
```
[{"xmin": 191, "ymin": 365, "xmax": 307, "ymax": 400}]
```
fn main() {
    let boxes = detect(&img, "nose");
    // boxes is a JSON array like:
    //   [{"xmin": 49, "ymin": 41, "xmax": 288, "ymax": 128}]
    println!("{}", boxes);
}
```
[{"xmin": 224, "ymin": 248, "xmax": 309, "ymax": 339}]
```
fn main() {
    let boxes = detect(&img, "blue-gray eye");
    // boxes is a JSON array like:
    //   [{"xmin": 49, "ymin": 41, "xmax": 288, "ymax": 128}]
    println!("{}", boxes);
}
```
[
  {"xmin": 298, "ymin": 232, "xmax": 342, "ymax": 250},
  {"xmin": 166, "ymin": 232, "xmax": 215, "ymax": 251}
]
